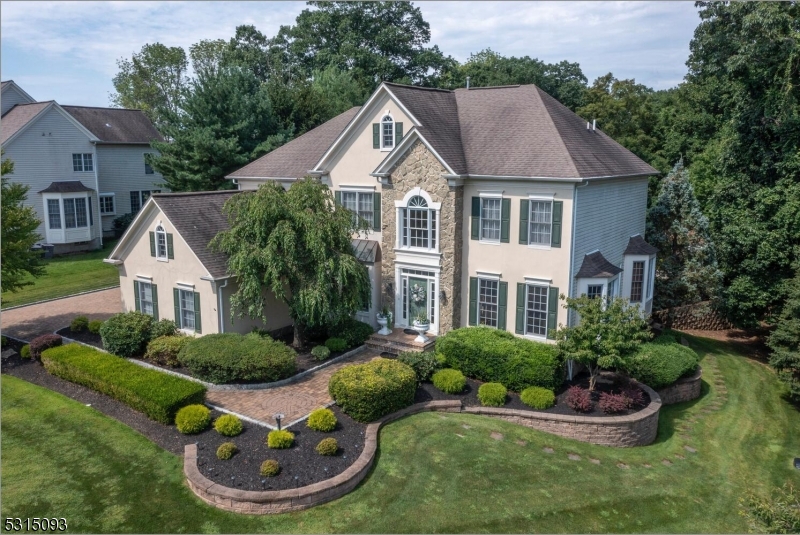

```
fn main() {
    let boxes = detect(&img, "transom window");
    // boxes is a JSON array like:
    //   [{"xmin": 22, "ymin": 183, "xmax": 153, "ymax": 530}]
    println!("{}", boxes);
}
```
[
  {"xmin": 381, "ymin": 115, "xmax": 394, "ymax": 149},
  {"xmin": 587, "ymin": 284, "xmax": 604, "ymax": 299},
  {"xmin": 139, "ymin": 282, "xmax": 154, "ymax": 316},
  {"xmin": 481, "ymin": 198, "xmax": 501, "ymax": 241},
  {"xmin": 401, "ymin": 195, "xmax": 437, "ymax": 250},
  {"xmin": 47, "ymin": 199, "xmax": 61, "ymax": 229},
  {"xmin": 526, "ymin": 285, "xmax": 549, "ymax": 337},
  {"xmin": 341, "ymin": 191, "xmax": 374, "ymax": 227},
  {"xmin": 179, "ymin": 289, "xmax": 196, "ymax": 331},
  {"xmin": 630, "ymin": 261, "xmax": 645, "ymax": 303},
  {"xmin": 155, "ymin": 225, "xmax": 168, "ymax": 260},
  {"xmin": 529, "ymin": 200, "xmax": 552, "ymax": 246},
  {"xmin": 72, "ymin": 153, "xmax": 93, "ymax": 172},
  {"xmin": 478, "ymin": 278, "xmax": 499, "ymax": 328},
  {"xmin": 99, "ymin": 194, "xmax": 115, "ymax": 214}
]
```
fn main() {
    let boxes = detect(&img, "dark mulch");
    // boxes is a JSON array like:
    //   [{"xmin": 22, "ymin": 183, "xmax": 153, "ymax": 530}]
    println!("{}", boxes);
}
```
[
  {"xmin": 415, "ymin": 372, "xmax": 650, "ymax": 418},
  {"xmin": 196, "ymin": 406, "xmax": 366, "ymax": 492},
  {"xmin": 55, "ymin": 327, "xmax": 103, "ymax": 349}
]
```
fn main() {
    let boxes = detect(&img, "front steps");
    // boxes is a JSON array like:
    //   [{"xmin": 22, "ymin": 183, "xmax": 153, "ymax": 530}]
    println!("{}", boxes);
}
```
[{"xmin": 366, "ymin": 327, "xmax": 436, "ymax": 355}]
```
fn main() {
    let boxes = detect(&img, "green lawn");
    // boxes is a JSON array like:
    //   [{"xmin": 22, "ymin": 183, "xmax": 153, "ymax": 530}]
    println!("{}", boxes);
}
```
[
  {"xmin": 2, "ymin": 336, "xmax": 798, "ymax": 533},
  {"xmin": 1, "ymin": 240, "xmax": 119, "ymax": 309}
]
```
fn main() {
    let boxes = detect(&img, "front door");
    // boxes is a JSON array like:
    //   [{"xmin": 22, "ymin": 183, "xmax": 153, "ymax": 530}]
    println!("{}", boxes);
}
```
[{"xmin": 407, "ymin": 276, "xmax": 429, "ymax": 324}]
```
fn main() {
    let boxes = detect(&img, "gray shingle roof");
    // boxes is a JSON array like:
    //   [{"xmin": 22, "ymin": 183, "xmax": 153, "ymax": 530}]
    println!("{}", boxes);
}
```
[
  {"xmin": 352, "ymin": 239, "xmax": 379, "ymax": 263},
  {"xmin": 38, "ymin": 180, "xmax": 94, "ymax": 193},
  {"xmin": 228, "ymin": 107, "xmax": 360, "ymax": 179},
  {"xmin": 1, "ymin": 101, "xmax": 52, "ymax": 143},
  {"xmin": 623, "ymin": 234, "xmax": 658, "ymax": 256},
  {"xmin": 62, "ymin": 106, "xmax": 163, "ymax": 144},
  {"xmin": 575, "ymin": 251, "xmax": 623, "ymax": 278}
]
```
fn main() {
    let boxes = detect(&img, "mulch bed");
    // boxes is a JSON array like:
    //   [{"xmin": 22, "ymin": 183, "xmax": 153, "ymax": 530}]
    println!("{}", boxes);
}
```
[
  {"xmin": 56, "ymin": 327, "xmax": 103, "ymax": 348},
  {"xmin": 195, "ymin": 406, "xmax": 366, "ymax": 492}
]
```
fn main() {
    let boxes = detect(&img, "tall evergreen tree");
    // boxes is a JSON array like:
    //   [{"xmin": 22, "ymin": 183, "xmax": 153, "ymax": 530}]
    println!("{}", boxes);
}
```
[{"xmin": 767, "ymin": 266, "xmax": 800, "ymax": 403}]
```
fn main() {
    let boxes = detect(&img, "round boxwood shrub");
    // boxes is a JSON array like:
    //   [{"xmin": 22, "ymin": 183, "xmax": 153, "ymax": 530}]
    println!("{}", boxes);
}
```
[
  {"xmin": 624, "ymin": 341, "xmax": 699, "ymax": 389},
  {"xmin": 100, "ymin": 311, "xmax": 153, "ymax": 358},
  {"xmin": 315, "ymin": 437, "xmax": 338, "ymax": 456},
  {"xmin": 178, "ymin": 333, "xmax": 297, "ymax": 384},
  {"xmin": 214, "ymin": 414, "xmax": 243, "ymax": 437},
  {"xmin": 29, "ymin": 334, "xmax": 63, "ymax": 360},
  {"xmin": 324, "ymin": 337, "xmax": 348, "ymax": 353},
  {"xmin": 328, "ymin": 358, "xmax": 416, "ymax": 423},
  {"xmin": 267, "ymin": 429, "xmax": 295, "ymax": 449},
  {"xmin": 307, "ymin": 407, "xmax": 337, "ymax": 432},
  {"xmin": 260, "ymin": 460, "xmax": 280, "ymax": 477},
  {"xmin": 70, "ymin": 315, "xmax": 89, "ymax": 332},
  {"xmin": 20, "ymin": 345, "xmax": 31, "ymax": 359},
  {"xmin": 216, "ymin": 442, "xmax": 237, "ymax": 460},
  {"xmin": 88, "ymin": 320, "xmax": 104, "ymax": 335},
  {"xmin": 397, "ymin": 351, "xmax": 439, "ymax": 382},
  {"xmin": 150, "ymin": 319, "xmax": 178, "ymax": 340},
  {"xmin": 432, "ymin": 368, "xmax": 466, "ymax": 394},
  {"xmin": 144, "ymin": 335, "xmax": 189, "ymax": 367},
  {"xmin": 175, "ymin": 404, "xmax": 211, "ymax": 434},
  {"xmin": 478, "ymin": 382, "xmax": 507, "ymax": 406},
  {"xmin": 520, "ymin": 386, "xmax": 556, "ymax": 409},
  {"xmin": 311, "ymin": 345, "xmax": 331, "ymax": 361}
]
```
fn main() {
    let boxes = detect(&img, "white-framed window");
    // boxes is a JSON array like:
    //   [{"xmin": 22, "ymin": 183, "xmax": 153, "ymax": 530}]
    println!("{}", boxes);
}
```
[
  {"xmin": 587, "ymin": 284, "xmax": 604, "ymax": 299},
  {"xmin": 646, "ymin": 259, "xmax": 656, "ymax": 299},
  {"xmin": 529, "ymin": 200, "xmax": 552, "ymax": 246},
  {"xmin": 72, "ymin": 153, "xmax": 93, "ymax": 172},
  {"xmin": 401, "ymin": 195, "xmax": 437, "ymax": 250},
  {"xmin": 525, "ymin": 284, "xmax": 549, "ymax": 337},
  {"xmin": 155, "ymin": 224, "xmax": 168, "ymax": 260},
  {"xmin": 47, "ymin": 199, "xmax": 61, "ymax": 229},
  {"xmin": 341, "ymin": 191, "xmax": 374, "ymax": 227},
  {"xmin": 381, "ymin": 114, "xmax": 394, "ymax": 149},
  {"xmin": 63, "ymin": 198, "xmax": 89, "ymax": 229},
  {"xmin": 179, "ymin": 289, "xmax": 196, "ymax": 331},
  {"xmin": 607, "ymin": 277, "xmax": 618, "ymax": 301},
  {"xmin": 478, "ymin": 278, "xmax": 499, "ymax": 327},
  {"xmin": 630, "ymin": 261, "xmax": 645, "ymax": 303},
  {"xmin": 130, "ymin": 190, "xmax": 160, "ymax": 213},
  {"xmin": 139, "ymin": 282, "xmax": 154, "ymax": 316},
  {"xmin": 99, "ymin": 194, "xmax": 115, "ymax": 215},
  {"xmin": 480, "ymin": 197, "xmax": 502, "ymax": 242}
]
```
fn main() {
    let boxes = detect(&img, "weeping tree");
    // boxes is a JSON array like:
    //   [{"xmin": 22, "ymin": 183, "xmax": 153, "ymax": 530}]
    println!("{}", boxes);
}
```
[{"xmin": 211, "ymin": 178, "xmax": 371, "ymax": 347}]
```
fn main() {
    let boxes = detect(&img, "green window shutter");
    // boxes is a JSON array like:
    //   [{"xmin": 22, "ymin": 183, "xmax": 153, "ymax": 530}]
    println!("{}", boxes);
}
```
[
  {"xmin": 546, "ymin": 286, "xmax": 559, "ymax": 339},
  {"xmin": 519, "ymin": 199, "xmax": 529, "ymax": 244},
  {"xmin": 551, "ymin": 201, "xmax": 563, "ymax": 248},
  {"xmin": 166, "ymin": 233, "xmax": 174, "ymax": 259},
  {"xmin": 498, "ymin": 281, "xmax": 508, "ymax": 331},
  {"xmin": 334, "ymin": 190, "xmax": 342, "ymax": 206},
  {"xmin": 500, "ymin": 198, "xmax": 510, "ymax": 243},
  {"xmin": 372, "ymin": 123, "xmax": 380, "ymax": 148},
  {"xmin": 395, "ymin": 122, "xmax": 403, "ymax": 142},
  {"xmin": 194, "ymin": 292, "xmax": 202, "ymax": 334},
  {"xmin": 468, "ymin": 277, "xmax": 478, "ymax": 326},
  {"xmin": 515, "ymin": 283, "xmax": 526, "ymax": 334},
  {"xmin": 470, "ymin": 197, "xmax": 480, "ymax": 240},
  {"xmin": 149, "ymin": 232, "xmax": 156, "ymax": 257},
  {"xmin": 133, "ymin": 280, "xmax": 140, "ymax": 312},
  {"xmin": 173, "ymin": 288, "xmax": 180, "ymax": 326},
  {"xmin": 373, "ymin": 192, "xmax": 381, "ymax": 231},
  {"xmin": 151, "ymin": 284, "xmax": 159, "ymax": 321}
]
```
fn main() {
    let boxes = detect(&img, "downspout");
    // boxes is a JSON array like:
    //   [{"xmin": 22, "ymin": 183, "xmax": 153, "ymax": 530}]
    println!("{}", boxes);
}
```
[
  {"xmin": 91, "ymin": 141, "xmax": 102, "ymax": 247},
  {"xmin": 566, "ymin": 179, "xmax": 589, "ymax": 381},
  {"xmin": 217, "ymin": 279, "xmax": 229, "ymax": 333}
]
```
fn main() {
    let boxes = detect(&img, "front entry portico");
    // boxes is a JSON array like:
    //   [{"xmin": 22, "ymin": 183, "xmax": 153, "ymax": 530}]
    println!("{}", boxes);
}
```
[{"xmin": 394, "ymin": 267, "xmax": 439, "ymax": 335}]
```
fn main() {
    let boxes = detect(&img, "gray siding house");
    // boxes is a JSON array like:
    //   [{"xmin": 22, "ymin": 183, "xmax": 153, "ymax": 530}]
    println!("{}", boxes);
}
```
[{"xmin": 0, "ymin": 81, "xmax": 167, "ymax": 253}]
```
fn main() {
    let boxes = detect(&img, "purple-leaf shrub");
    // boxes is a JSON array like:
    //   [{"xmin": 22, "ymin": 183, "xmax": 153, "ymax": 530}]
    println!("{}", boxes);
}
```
[
  {"xmin": 565, "ymin": 385, "xmax": 593, "ymax": 412},
  {"xmin": 598, "ymin": 392, "xmax": 632, "ymax": 414}
]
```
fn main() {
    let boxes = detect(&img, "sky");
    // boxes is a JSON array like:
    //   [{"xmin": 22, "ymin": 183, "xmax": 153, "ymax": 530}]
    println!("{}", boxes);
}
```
[{"xmin": 1, "ymin": 1, "xmax": 701, "ymax": 107}]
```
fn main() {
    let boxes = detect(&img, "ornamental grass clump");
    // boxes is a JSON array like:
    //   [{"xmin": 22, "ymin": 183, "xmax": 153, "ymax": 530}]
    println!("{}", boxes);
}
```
[
  {"xmin": 267, "ymin": 429, "xmax": 294, "ymax": 449},
  {"xmin": 328, "ymin": 358, "xmax": 416, "ymax": 422},
  {"xmin": 520, "ymin": 386, "xmax": 556, "ymax": 409},
  {"xmin": 432, "ymin": 368, "xmax": 466, "ymax": 394},
  {"xmin": 175, "ymin": 404, "xmax": 211, "ymax": 434},
  {"xmin": 315, "ymin": 437, "xmax": 338, "ymax": 456},
  {"xmin": 213, "ymin": 414, "xmax": 243, "ymax": 436},
  {"xmin": 311, "ymin": 345, "xmax": 331, "ymax": 361},
  {"xmin": 307, "ymin": 408, "xmax": 337, "ymax": 432},
  {"xmin": 260, "ymin": 460, "xmax": 280, "ymax": 477},
  {"xmin": 598, "ymin": 392, "xmax": 632, "ymax": 414},
  {"xmin": 478, "ymin": 382, "xmax": 507, "ymax": 406},
  {"xmin": 565, "ymin": 386, "xmax": 593, "ymax": 412},
  {"xmin": 216, "ymin": 442, "xmax": 237, "ymax": 460}
]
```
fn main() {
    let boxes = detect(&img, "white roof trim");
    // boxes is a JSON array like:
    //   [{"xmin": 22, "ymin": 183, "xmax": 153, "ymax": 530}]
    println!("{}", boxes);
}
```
[
  {"xmin": 372, "ymin": 128, "xmax": 457, "ymax": 177},
  {"xmin": 1, "ymin": 80, "xmax": 35, "ymax": 103}
]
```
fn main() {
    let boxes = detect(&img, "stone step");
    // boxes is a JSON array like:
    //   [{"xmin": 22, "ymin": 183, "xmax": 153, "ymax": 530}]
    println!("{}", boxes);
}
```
[{"xmin": 366, "ymin": 331, "xmax": 436, "ymax": 355}]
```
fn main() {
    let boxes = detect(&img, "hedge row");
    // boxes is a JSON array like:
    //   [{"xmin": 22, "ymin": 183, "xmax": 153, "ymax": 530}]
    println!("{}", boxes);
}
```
[{"xmin": 42, "ymin": 343, "xmax": 206, "ymax": 424}]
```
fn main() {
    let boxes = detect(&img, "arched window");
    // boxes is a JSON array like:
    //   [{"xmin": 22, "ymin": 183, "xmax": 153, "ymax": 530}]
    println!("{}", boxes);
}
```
[
  {"xmin": 155, "ymin": 224, "xmax": 168, "ymax": 259},
  {"xmin": 401, "ymin": 195, "xmax": 437, "ymax": 249},
  {"xmin": 381, "ymin": 114, "xmax": 394, "ymax": 149}
]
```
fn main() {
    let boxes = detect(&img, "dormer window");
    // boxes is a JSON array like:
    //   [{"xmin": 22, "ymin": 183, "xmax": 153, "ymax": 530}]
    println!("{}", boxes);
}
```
[{"xmin": 381, "ymin": 115, "xmax": 394, "ymax": 149}]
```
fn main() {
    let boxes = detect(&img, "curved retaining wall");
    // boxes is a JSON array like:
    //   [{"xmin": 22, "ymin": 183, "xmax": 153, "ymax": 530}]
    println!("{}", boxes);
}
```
[{"xmin": 657, "ymin": 366, "xmax": 702, "ymax": 405}]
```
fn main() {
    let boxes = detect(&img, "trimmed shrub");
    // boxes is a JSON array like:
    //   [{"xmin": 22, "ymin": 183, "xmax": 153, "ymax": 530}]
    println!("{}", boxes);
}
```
[
  {"xmin": 478, "ymin": 382, "xmax": 507, "ymax": 406},
  {"xmin": 324, "ymin": 337, "xmax": 348, "ymax": 353},
  {"xmin": 20, "ymin": 345, "xmax": 31, "ymax": 359},
  {"xmin": 625, "ymin": 341, "xmax": 699, "ymax": 389},
  {"xmin": 42, "ymin": 343, "xmax": 205, "ymax": 424},
  {"xmin": 330, "ymin": 317, "xmax": 375, "ymax": 348},
  {"xmin": 307, "ymin": 408, "xmax": 337, "ymax": 432},
  {"xmin": 88, "ymin": 320, "xmax": 104, "ymax": 334},
  {"xmin": 267, "ymin": 429, "xmax": 294, "ymax": 449},
  {"xmin": 260, "ymin": 460, "xmax": 280, "ymax": 477},
  {"xmin": 214, "ymin": 414, "xmax": 243, "ymax": 437},
  {"xmin": 70, "ymin": 315, "xmax": 89, "ymax": 332},
  {"xmin": 311, "ymin": 345, "xmax": 331, "ymax": 361},
  {"xmin": 397, "ymin": 351, "xmax": 439, "ymax": 382},
  {"xmin": 565, "ymin": 386, "xmax": 593, "ymax": 412},
  {"xmin": 100, "ymin": 311, "xmax": 153, "ymax": 358},
  {"xmin": 520, "ymin": 386, "xmax": 556, "ymax": 409},
  {"xmin": 144, "ymin": 335, "xmax": 189, "ymax": 367},
  {"xmin": 216, "ymin": 442, "xmax": 237, "ymax": 460},
  {"xmin": 30, "ymin": 334, "xmax": 63, "ymax": 360},
  {"xmin": 598, "ymin": 392, "xmax": 632, "ymax": 414},
  {"xmin": 178, "ymin": 333, "xmax": 297, "ymax": 384},
  {"xmin": 435, "ymin": 327, "xmax": 561, "ymax": 391},
  {"xmin": 175, "ymin": 404, "xmax": 211, "ymax": 434},
  {"xmin": 315, "ymin": 437, "xmax": 338, "ymax": 456},
  {"xmin": 328, "ymin": 358, "xmax": 416, "ymax": 422},
  {"xmin": 150, "ymin": 319, "xmax": 178, "ymax": 339},
  {"xmin": 432, "ymin": 368, "xmax": 466, "ymax": 394}
]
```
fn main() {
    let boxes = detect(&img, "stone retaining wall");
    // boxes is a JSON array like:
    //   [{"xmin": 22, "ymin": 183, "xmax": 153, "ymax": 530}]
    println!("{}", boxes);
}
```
[
  {"xmin": 652, "ymin": 301, "xmax": 733, "ymax": 331},
  {"xmin": 656, "ymin": 366, "xmax": 703, "ymax": 405}
]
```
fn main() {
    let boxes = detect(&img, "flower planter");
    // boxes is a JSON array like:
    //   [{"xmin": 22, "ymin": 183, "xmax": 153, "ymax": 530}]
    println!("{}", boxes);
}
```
[
  {"xmin": 412, "ymin": 321, "xmax": 430, "ymax": 343},
  {"xmin": 376, "ymin": 314, "xmax": 391, "ymax": 336}
]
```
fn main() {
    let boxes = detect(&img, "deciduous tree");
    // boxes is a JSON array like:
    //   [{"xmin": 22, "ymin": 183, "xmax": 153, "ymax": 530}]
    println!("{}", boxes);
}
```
[{"xmin": 767, "ymin": 266, "xmax": 800, "ymax": 403}]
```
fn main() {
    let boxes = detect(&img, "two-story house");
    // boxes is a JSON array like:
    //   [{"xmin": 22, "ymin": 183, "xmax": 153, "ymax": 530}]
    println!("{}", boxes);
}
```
[
  {"xmin": 1, "ymin": 80, "xmax": 167, "ymax": 253},
  {"xmin": 106, "ymin": 82, "xmax": 657, "ymax": 340}
]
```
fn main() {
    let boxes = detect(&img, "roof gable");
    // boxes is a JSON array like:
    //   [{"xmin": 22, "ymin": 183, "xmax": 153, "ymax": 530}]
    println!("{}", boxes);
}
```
[
  {"xmin": 1, "ymin": 80, "xmax": 36, "ymax": 104},
  {"xmin": 1, "ymin": 101, "xmax": 100, "ymax": 146}
]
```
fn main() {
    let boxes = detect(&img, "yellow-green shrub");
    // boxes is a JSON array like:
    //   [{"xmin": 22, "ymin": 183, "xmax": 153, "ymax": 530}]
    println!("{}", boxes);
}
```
[
  {"xmin": 175, "ymin": 404, "xmax": 211, "ymax": 434},
  {"xmin": 307, "ymin": 408, "xmax": 337, "ymax": 432},
  {"xmin": 216, "ymin": 442, "xmax": 237, "ymax": 460},
  {"xmin": 520, "ymin": 386, "xmax": 556, "ymax": 409},
  {"xmin": 477, "ymin": 382, "xmax": 507, "ymax": 406},
  {"xmin": 432, "ymin": 368, "xmax": 466, "ymax": 394},
  {"xmin": 260, "ymin": 460, "xmax": 280, "ymax": 477},
  {"xmin": 328, "ymin": 358, "xmax": 416, "ymax": 422},
  {"xmin": 267, "ymin": 429, "xmax": 294, "ymax": 449},
  {"xmin": 213, "ymin": 414, "xmax": 243, "ymax": 436},
  {"xmin": 315, "ymin": 437, "xmax": 338, "ymax": 456}
]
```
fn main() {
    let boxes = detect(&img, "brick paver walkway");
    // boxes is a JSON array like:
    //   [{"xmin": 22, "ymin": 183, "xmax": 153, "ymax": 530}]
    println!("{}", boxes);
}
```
[
  {"xmin": 1, "ymin": 288, "xmax": 121, "ymax": 341},
  {"xmin": 206, "ymin": 348, "xmax": 381, "ymax": 427}
]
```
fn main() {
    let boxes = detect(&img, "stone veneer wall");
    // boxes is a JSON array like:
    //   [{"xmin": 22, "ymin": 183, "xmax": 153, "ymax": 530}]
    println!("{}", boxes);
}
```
[
  {"xmin": 656, "ymin": 366, "xmax": 703, "ymax": 405},
  {"xmin": 380, "ymin": 140, "xmax": 463, "ymax": 334},
  {"xmin": 652, "ymin": 301, "xmax": 733, "ymax": 331}
]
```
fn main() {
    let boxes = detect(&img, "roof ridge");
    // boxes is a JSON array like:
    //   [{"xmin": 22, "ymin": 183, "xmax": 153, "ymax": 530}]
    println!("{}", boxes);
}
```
[
  {"xmin": 383, "ymin": 82, "xmax": 454, "ymax": 94},
  {"xmin": 458, "ymin": 84, "xmax": 522, "ymax": 91},
  {"xmin": 153, "ymin": 190, "xmax": 241, "ymax": 198},
  {"xmin": 531, "ymin": 86, "xmax": 580, "ymax": 177},
  {"xmin": 7, "ymin": 100, "xmax": 53, "ymax": 106},
  {"xmin": 62, "ymin": 104, "xmax": 143, "ymax": 112}
]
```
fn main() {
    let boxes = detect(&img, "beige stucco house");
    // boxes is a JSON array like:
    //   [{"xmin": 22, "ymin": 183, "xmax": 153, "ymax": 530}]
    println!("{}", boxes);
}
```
[{"xmin": 106, "ymin": 81, "xmax": 658, "ymax": 340}]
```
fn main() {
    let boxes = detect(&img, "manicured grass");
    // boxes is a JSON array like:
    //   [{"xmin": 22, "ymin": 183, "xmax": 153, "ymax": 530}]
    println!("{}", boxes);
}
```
[
  {"xmin": 1, "ymin": 240, "xmax": 119, "ymax": 309},
  {"xmin": 2, "ymin": 336, "xmax": 799, "ymax": 533}
]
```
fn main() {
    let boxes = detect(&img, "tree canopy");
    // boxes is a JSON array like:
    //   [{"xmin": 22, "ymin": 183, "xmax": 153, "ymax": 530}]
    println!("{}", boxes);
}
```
[{"xmin": 767, "ymin": 265, "xmax": 800, "ymax": 403}]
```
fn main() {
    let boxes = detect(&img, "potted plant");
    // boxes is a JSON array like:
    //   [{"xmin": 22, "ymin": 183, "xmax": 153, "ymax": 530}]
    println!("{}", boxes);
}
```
[
  {"xmin": 376, "ymin": 304, "xmax": 392, "ymax": 335},
  {"xmin": 412, "ymin": 311, "xmax": 430, "ymax": 343}
]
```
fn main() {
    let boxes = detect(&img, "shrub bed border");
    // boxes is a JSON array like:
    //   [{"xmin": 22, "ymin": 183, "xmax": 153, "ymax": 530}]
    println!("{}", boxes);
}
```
[{"xmin": 656, "ymin": 366, "xmax": 702, "ymax": 405}]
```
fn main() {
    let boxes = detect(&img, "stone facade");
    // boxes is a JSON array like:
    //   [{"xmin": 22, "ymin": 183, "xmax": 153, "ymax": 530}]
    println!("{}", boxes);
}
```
[
  {"xmin": 657, "ymin": 366, "xmax": 703, "ymax": 405},
  {"xmin": 380, "ymin": 140, "xmax": 463, "ymax": 334},
  {"xmin": 652, "ymin": 301, "xmax": 733, "ymax": 331}
]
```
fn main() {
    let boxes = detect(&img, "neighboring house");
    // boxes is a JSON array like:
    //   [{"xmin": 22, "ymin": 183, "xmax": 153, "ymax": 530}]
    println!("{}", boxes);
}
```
[
  {"xmin": 0, "ymin": 81, "xmax": 167, "ymax": 253},
  {"xmin": 108, "ymin": 81, "xmax": 658, "ymax": 339}
]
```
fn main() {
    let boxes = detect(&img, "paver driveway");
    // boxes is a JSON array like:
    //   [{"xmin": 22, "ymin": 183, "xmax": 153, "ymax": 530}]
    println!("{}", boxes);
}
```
[
  {"xmin": 206, "ymin": 348, "xmax": 380, "ymax": 428},
  {"xmin": 1, "ymin": 288, "xmax": 121, "ymax": 341}
]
